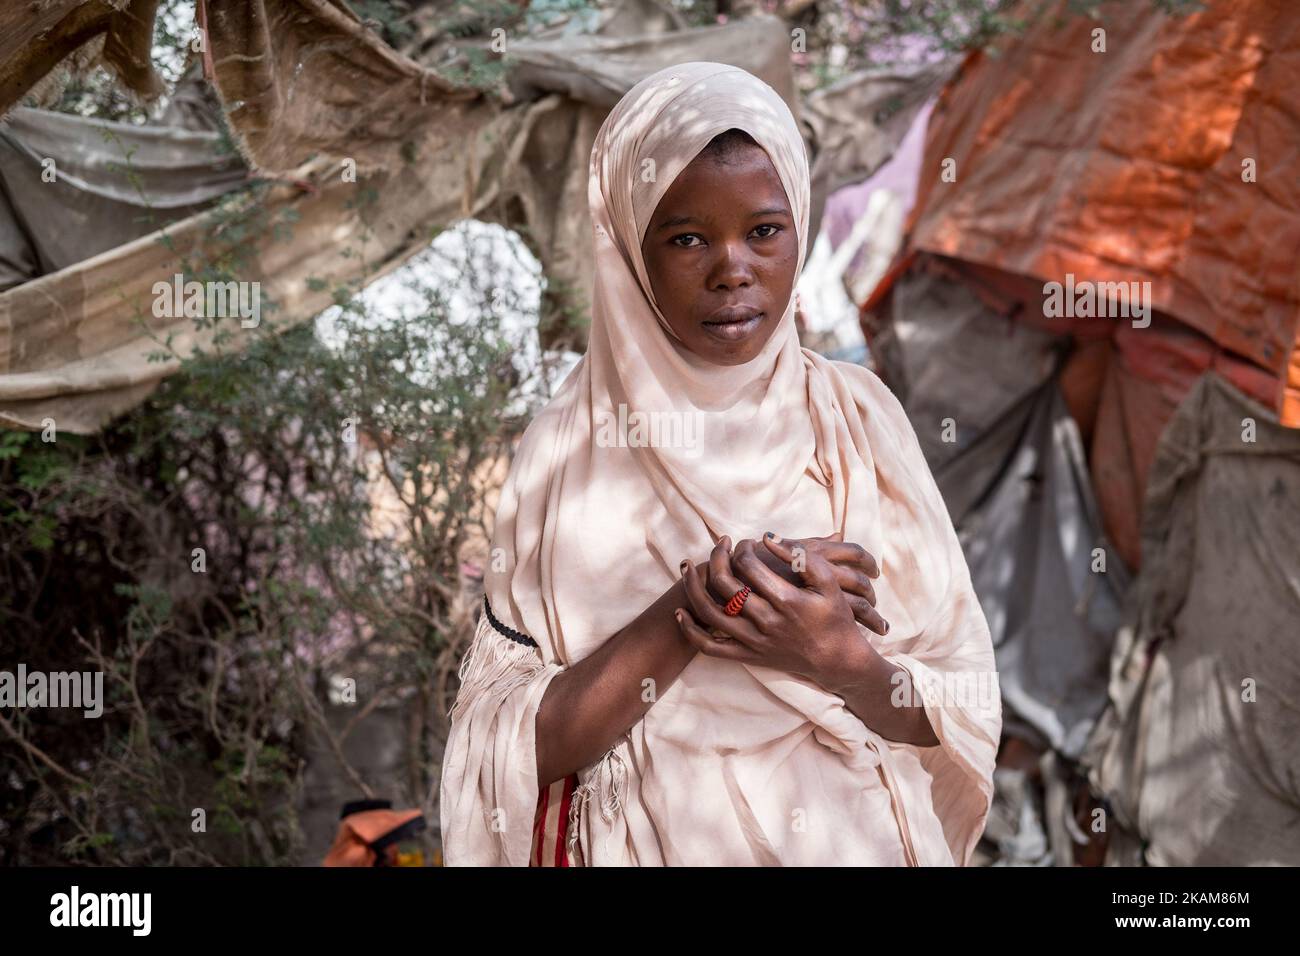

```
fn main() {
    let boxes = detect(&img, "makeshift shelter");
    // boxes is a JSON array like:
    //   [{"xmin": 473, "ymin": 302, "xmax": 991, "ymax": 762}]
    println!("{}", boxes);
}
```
[
  {"xmin": 0, "ymin": 0, "xmax": 945, "ymax": 434},
  {"xmin": 0, "ymin": 103, "xmax": 246, "ymax": 290},
  {"xmin": 872, "ymin": 259, "xmax": 1128, "ymax": 762},
  {"xmin": 1084, "ymin": 375, "xmax": 1300, "ymax": 866},
  {"xmin": 886, "ymin": 0, "xmax": 1300, "ymax": 568},
  {"xmin": 861, "ymin": 0, "xmax": 1300, "ymax": 864}
]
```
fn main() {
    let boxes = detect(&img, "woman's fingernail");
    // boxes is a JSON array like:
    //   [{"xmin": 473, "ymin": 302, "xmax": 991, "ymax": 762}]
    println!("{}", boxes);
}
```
[
  {"xmin": 679, "ymin": 559, "xmax": 689, "ymax": 575},
  {"xmin": 765, "ymin": 531, "xmax": 781, "ymax": 541},
  {"xmin": 674, "ymin": 610, "xmax": 684, "ymax": 624},
  {"xmin": 883, "ymin": 620, "xmax": 890, "ymax": 634}
]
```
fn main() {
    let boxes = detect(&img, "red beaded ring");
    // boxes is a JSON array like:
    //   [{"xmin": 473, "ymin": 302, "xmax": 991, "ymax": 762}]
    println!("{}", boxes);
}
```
[{"xmin": 724, "ymin": 585, "xmax": 751, "ymax": 617}]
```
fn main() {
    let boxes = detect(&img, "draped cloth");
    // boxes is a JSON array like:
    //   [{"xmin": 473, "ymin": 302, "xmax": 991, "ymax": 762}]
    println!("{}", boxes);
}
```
[{"xmin": 439, "ymin": 62, "xmax": 1001, "ymax": 866}]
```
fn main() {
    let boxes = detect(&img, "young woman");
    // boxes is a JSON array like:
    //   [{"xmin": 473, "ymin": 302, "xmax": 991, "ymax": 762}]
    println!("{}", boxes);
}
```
[{"xmin": 440, "ymin": 62, "xmax": 1001, "ymax": 866}]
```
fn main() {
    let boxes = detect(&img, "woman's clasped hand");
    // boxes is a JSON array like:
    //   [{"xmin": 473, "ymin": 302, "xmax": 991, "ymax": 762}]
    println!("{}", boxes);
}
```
[{"xmin": 675, "ymin": 533, "xmax": 891, "ymax": 693}]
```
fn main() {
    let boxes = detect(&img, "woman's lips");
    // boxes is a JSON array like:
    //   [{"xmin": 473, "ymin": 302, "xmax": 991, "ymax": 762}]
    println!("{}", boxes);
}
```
[{"xmin": 701, "ymin": 308, "xmax": 763, "ymax": 343}]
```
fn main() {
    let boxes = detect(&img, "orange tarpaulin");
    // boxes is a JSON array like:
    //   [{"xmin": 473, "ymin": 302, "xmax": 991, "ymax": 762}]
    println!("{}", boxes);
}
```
[
  {"xmin": 865, "ymin": 0, "xmax": 1300, "ymax": 569},
  {"xmin": 904, "ymin": 0, "xmax": 1300, "ymax": 425}
]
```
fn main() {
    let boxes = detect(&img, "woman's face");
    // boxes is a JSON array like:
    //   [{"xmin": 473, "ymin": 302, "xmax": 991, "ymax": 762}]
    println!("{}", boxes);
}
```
[{"xmin": 640, "ymin": 142, "xmax": 799, "ymax": 366}]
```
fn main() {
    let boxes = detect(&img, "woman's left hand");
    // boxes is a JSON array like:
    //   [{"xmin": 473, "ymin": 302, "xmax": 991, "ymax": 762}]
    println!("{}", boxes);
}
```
[
  {"xmin": 744, "ymin": 533, "xmax": 888, "ymax": 636},
  {"xmin": 674, "ymin": 535, "xmax": 880, "ymax": 693}
]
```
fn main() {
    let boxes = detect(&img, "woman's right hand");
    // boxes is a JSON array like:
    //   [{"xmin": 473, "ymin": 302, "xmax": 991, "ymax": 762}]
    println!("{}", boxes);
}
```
[
  {"xmin": 674, "ymin": 536, "xmax": 868, "ymax": 690},
  {"xmin": 732, "ymin": 533, "xmax": 888, "ymax": 636}
]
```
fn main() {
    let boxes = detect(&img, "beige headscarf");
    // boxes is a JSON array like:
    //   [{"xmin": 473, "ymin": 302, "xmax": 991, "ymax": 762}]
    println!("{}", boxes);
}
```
[{"xmin": 440, "ymin": 62, "xmax": 1001, "ymax": 866}]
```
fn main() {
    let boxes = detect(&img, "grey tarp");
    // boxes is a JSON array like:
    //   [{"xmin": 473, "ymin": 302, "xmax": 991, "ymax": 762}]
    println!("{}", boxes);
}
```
[
  {"xmin": 0, "ymin": 0, "xmax": 938, "ymax": 434},
  {"xmin": 876, "ymin": 263, "xmax": 1129, "ymax": 758},
  {"xmin": 0, "ymin": 106, "xmax": 246, "ymax": 291},
  {"xmin": 1083, "ymin": 374, "xmax": 1300, "ymax": 865},
  {"xmin": 954, "ymin": 382, "xmax": 1129, "ymax": 759}
]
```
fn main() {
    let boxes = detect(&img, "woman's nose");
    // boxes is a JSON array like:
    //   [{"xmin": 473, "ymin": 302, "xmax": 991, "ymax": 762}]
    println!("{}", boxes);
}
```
[{"xmin": 708, "ymin": 242, "xmax": 754, "ymax": 290}]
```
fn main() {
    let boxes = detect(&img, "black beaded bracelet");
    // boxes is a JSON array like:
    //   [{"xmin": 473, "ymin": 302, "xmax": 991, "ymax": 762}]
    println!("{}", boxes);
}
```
[{"xmin": 482, "ymin": 595, "xmax": 538, "ymax": 648}]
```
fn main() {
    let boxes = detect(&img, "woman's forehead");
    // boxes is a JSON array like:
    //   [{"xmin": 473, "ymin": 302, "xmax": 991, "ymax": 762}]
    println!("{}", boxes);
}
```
[
  {"xmin": 634, "ymin": 134, "xmax": 795, "ymax": 244},
  {"xmin": 592, "ymin": 63, "xmax": 810, "ymax": 273},
  {"xmin": 648, "ymin": 144, "xmax": 793, "ymax": 220}
]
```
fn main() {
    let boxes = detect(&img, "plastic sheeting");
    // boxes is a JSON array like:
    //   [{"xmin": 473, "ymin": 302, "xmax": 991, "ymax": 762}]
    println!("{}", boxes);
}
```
[
  {"xmin": 822, "ymin": 97, "xmax": 931, "ymax": 306},
  {"xmin": 904, "ymin": 0, "xmax": 1300, "ymax": 424},
  {"xmin": 1089, "ymin": 318, "xmax": 1283, "ymax": 569},
  {"xmin": 0, "ymin": 0, "xmax": 936, "ymax": 434},
  {"xmin": 0, "ymin": 106, "xmax": 246, "ymax": 291},
  {"xmin": 199, "ymin": 0, "xmax": 480, "ymax": 175},
  {"xmin": 956, "ymin": 382, "xmax": 1129, "ymax": 759},
  {"xmin": 878, "ymin": 253, "xmax": 1290, "ymax": 573},
  {"xmin": 0, "ymin": 1, "xmax": 787, "ymax": 432},
  {"xmin": 874, "ymin": 264, "xmax": 1128, "ymax": 759},
  {"xmin": 1084, "ymin": 375, "xmax": 1300, "ymax": 865}
]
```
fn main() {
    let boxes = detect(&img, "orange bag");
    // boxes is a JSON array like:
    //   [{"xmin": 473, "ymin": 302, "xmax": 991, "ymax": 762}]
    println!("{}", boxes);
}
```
[{"xmin": 322, "ymin": 800, "xmax": 427, "ymax": 867}]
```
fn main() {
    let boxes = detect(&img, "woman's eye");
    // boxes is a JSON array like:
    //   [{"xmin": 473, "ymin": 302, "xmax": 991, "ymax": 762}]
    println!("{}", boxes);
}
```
[
  {"xmin": 752, "ymin": 224, "xmax": 781, "ymax": 239},
  {"xmin": 672, "ymin": 234, "xmax": 704, "ymax": 248}
]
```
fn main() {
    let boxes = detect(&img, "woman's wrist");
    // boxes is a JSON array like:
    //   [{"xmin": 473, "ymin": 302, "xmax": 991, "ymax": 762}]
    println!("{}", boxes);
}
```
[
  {"xmin": 817, "ymin": 629, "xmax": 887, "ymax": 698},
  {"xmin": 668, "ymin": 562, "xmax": 710, "ymax": 648}
]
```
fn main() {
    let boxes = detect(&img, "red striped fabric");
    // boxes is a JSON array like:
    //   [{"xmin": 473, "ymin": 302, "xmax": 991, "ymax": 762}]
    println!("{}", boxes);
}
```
[{"xmin": 529, "ymin": 773, "xmax": 581, "ymax": 866}]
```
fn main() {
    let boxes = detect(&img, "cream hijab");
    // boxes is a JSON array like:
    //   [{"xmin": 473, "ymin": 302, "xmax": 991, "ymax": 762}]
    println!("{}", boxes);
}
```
[{"xmin": 444, "ymin": 62, "xmax": 1001, "ymax": 866}]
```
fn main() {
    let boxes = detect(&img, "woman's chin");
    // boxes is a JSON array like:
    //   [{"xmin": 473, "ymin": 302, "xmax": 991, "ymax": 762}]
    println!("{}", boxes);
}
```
[{"xmin": 688, "ymin": 317, "xmax": 776, "ymax": 365}]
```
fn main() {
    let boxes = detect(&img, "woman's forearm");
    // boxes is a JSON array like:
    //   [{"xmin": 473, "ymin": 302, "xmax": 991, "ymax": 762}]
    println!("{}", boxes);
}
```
[
  {"xmin": 826, "ymin": 639, "xmax": 940, "ymax": 747},
  {"xmin": 534, "ymin": 562, "xmax": 703, "ymax": 788}
]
